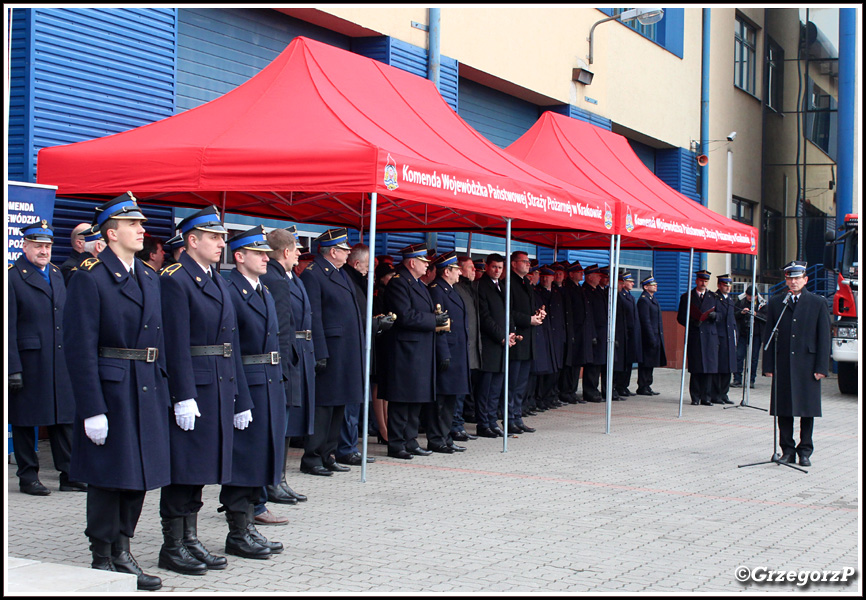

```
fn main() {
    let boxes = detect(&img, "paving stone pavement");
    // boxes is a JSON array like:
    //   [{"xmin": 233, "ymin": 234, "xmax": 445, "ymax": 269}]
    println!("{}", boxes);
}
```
[{"xmin": 5, "ymin": 368, "xmax": 861, "ymax": 594}]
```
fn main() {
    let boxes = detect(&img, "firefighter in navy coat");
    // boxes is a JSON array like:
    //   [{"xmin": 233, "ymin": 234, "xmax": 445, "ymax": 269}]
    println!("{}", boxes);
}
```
[
  {"xmin": 158, "ymin": 206, "xmax": 250, "ymax": 576},
  {"xmin": 762, "ymin": 261, "xmax": 831, "ymax": 466},
  {"xmin": 613, "ymin": 272, "xmax": 642, "ymax": 397},
  {"xmin": 636, "ymin": 275, "xmax": 666, "ymax": 395},
  {"xmin": 677, "ymin": 270, "xmax": 719, "ymax": 406},
  {"xmin": 220, "ymin": 226, "xmax": 287, "ymax": 559},
  {"xmin": 63, "ymin": 194, "xmax": 171, "ymax": 590},
  {"xmin": 8, "ymin": 221, "xmax": 80, "ymax": 497},
  {"xmin": 710, "ymin": 274, "xmax": 738, "ymax": 404},
  {"xmin": 299, "ymin": 228, "xmax": 365, "ymax": 476}
]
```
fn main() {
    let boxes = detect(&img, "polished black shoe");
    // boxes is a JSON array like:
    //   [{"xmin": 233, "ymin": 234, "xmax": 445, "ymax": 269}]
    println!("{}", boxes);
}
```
[
  {"xmin": 524, "ymin": 409, "xmax": 538, "ymax": 416},
  {"xmin": 710, "ymin": 399, "xmax": 723, "ymax": 404},
  {"xmin": 266, "ymin": 484, "xmax": 298, "ymax": 504},
  {"xmin": 798, "ymin": 455, "xmax": 811, "ymax": 467},
  {"xmin": 518, "ymin": 423, "xmax": 536, "ymax": 433},
  {"xmin": 749, "ymin": 382, "xmax": 756, "ymax": 389},
  {"xmin": 721, "ymin": 399, "xmax": 735, "ymax": 405},
  {"xmin": 490, "ymin": 426, "xmax": 505, "ymax": 438},
  {"xmin": 476, "ymin": 427, "xmax": 498, "ymax": 438},
  {"xmin": 281, "ymin": 484, "xmax": 307, "ymax": 502},
  {"xmin": 730, "ymin": 380, "xmax": 742, "ymax": 387},
  {"xmin": 428, "ymin": 445, "xmax": 455, "ymax": 454},
  {"xmin": 59, "ymin": 474, "xmax": 88, "ymax": 492},
  {"xmin": 387, "ymin": 449, "xmax": 413, "ymax": 460},
  {"xmin": 300, "ymin": 465, "xmax": 333, "ymax": 477},
  {"xmin": 447, "ymin": 443, "xmax": 466, "ymax": 452},
  {"xmin": 700, "ymin": 400, "xmax": 713, "ymax": 406},
  {"xmin": 635, "ymin": 388, "xmax": 654, "ymax": 396},
  {"xmin": 451, "ymin": 431, "xmax": 470, "ymax": 442},
  {"xmin": 409, "ymin": 447, "xmax": 433, "ymax": 456},
  {"xmin": 778, "ymin": 452, "xmax": 796, "ymax": 464},
  {"xmin": 506, "ymin": 424, "xmax": 523, "ymax": 435},
  {"xmin": 585, "ymin": 397, "xmax": 604, "ymax": 403},
  {"xmin": 648, "ymin": 388, "xmax": 660, "ymax": 396},
  {"xmin": 691, "ymin": 400, "xmax": 700, "ymax": 406},
  {"xmin": 323, "ymin": 460, "xmax": 350, "ymax": 472},
  {"xmin": 20, "ymin": 480, "xmax": 51, "ymax": 496},
  {"xmin": 335, "ymin": 452, "xmax": 364, "ymax": 466}
]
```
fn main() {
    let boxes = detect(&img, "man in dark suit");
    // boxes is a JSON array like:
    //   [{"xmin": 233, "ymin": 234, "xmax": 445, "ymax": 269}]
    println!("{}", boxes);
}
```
[
  {"xmin": 427, "ymin": 251, "xmax": 470, "ymax": 453},
  {"xmin": 380, "ymin": 244, "xmax": 447, "ymax": 458},
  {"xmin": 58, "ymin": 222, "xmax": 91, "ymax": 285},
  {"xmin": 9, "ymin": 221, "xmax": 83, "ymax": 496},
  {"xmin": 763, "ymin": 261, "xmax": 831, "ymax": 467},
  {"xmin": 581, "ymin": 265, "xmax": 609, "ymax": 402},
  {"xmin": 614, "ymin": 272, "xmax": 642, "ymax": 397},
  {"xmin": 532, "ymin": 266, "xmax": 564, "ymax": 412},
  {"xmin": 476, "ymin": 254, "xmax": 516, "ymax": 437},
  {"xmin": 299, "ymin": 228, "xmax": 365, "ymax": 475},
  {"xmin": 221, "ymin": 226, "xmax": 286, "ymax": 559},
  {"xmin": 261, "ymin": 226, "xmax": 311, "ymax": 505},
  {"xmin": 159, "ymin": 206, "xmax": 248, "ymax": 576},
  {"xmin": 636, "ymin": 275, "xmax": 665, "ymax": 396},
  {"xmin": 451, "ymin": 256, "xmax": 480, "ymax": 441},
  {"xmin": 63, "ymin": 194, "xmax": 171, "ymax": 590},
  {"xmin": 733, "ymin": 286, "xmax": 766, "ymax": 388},
  {"xmin": 710, "ymin": 274, "xmax": 737, "ymax": 404},
  {"xmin": 677, "ymin": 270, "xmax": 719, "ymax": 406}
]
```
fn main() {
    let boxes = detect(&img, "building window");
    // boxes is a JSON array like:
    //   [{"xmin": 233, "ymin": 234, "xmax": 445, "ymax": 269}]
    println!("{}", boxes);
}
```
[
  {"xmin": 734, "ymin": 16, "xmax": 757, "ymax": 95},
  {"xmin": 732, "ymin": 198, "xmax": 755, "ymax": 274},
  {"xmin": 612, "ymin": 8, "xmax": 659, "ymax": 42},
  {"xmin": 765, "ymin": 40, "xmax": 784, "ymax": 112},
  {"xmin": 762, "ymin": 207, "xmax": 782, "ymax": 275},
  {"xmin": 804, "ymin": 77, "xmax": 837, "ymax": 158}
]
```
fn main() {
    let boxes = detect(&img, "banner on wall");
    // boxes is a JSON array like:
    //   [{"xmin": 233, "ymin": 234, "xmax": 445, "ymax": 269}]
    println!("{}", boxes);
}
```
[{"xmin": 7, "ymin": 182, "xmax": 58, "ymax": 264}]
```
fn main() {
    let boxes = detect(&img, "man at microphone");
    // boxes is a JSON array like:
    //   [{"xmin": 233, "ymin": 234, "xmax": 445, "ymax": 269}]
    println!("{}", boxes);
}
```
[{"xmin": 762, "ymin": 261, "xmax": 831, "ymax": 467}]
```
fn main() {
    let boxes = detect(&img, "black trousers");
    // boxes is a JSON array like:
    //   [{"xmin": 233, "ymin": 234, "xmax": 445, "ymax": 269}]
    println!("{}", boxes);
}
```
[
  {"xmin": 388, "ymin": 401, "xmax": 424, "ymax": 453},
  {"xmin": 424, "ymin": 394, "xmax": 456, "ymax": 449},
  {"xmin": 710, "ymin": 372, "xmax": 731, "ymax": 403},
  {"xmin": 219, "ymin": 485, "xmax": 259, "ymax": 513},
  {"xmin": 535, "ymin": 373, "xmax": 558, "ymax": 407},
  {"xmin": 160, "ymin": 483, "xmax": 205, "ymax": 518},
  {"xmin": 689, "ymin": 373, "xmax": 712, "ymax": 403},
  {"xmin": 302, "ymin": 404, "xmax": 345, "ymax": 470},
  {"xmin": 614, "ymin": 365, "xmax": 634, "ymax": 391},
  {"xmin": 558, "ymin": 365, "xmax": 579, "ymax": 400},
  {"xmin": 86, "ymin": 485, "xmax": 146, "ymax": 544},
  {"xmin": 778, "ymin": 416, "xmax": 814, "ymax": 457},
  {"xmin": 582, "ymin": 364, "xmax": 603, "ymax": 401},
  {"xmin": 12, "ymin": 423, "xmax": 72, "ymax": 484},
  {"xmin": 636, "ymin": 366, "xmax": 654, "ymax": 391}
]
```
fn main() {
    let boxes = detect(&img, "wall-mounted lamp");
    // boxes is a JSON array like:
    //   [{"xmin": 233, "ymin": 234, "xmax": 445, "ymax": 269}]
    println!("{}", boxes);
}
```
[
  {"xmin": 587, "ymin": 8, "xmax": 665, "ymax": 64},
  {"xmin": 572, "ymin": 67, "xmax": 594, "ymax": 85}
]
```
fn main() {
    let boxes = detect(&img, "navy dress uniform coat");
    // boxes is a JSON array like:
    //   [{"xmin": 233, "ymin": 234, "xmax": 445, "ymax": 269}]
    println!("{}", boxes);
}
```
[
  {"xmin": 8, "ymin": 258, "xmax": 75, "ymax": 426},
  {"xmin": 637, "ymin": 291, "xmax": 667, "ymax": 368},
  {"xmin": 63, "ymin": 249, "xmax": 171, "ymax": 490},
  {"xmin": 763, "ymin": 290, "xmax": 831, "ymax": 418},
  {"xmin": 582, "ymin": 282, "xmax": 608, "ymax": 365},
  {"xmin": 380, "ymin": 264, "xmax": 438, "ymax": 404},
  {"xmin": 508, "ymin": 271, "xmax": 536, "ymax": 362},
  {"xmin": 260, "ymin": 262, "xmax": 301, "ymax": 408},
  {"xmin": 677, "ymin": 289, "xmax": 719, "ymax": 374},
  {"xmin": 454, "ymin": 277, "xmax": 482, "ymax": 371},
  {"xmin": 714, "ymin": 291, "xmax": 738, "ymax": 373},
  {"xmin": 429, "ymin": 277, "xmax": 471, "ymax": 396},
  {"xmin": 300, "ymin": 254, "xmax": 364, "ymax": 407},
  {"xmin": 477, "ymin": 275, "xmax": 509, "ymax": 373},
  {"xmin": 225, "ymin": 270, "xmax": 287, "ymax": 487},
  {"xmin": 615, "ymin": 289, "xmax": 643, "ymax": 370},
  {"xmin": 531, "ymin": 286, "xmax": 559, "ymax": 375},
  {"xmin": 160, "ymin": 252, "xmax": 251, "ymax": 485},
  {"xmin": 261, "ymin": 261, "xmax": 315, "ymax": 437}
]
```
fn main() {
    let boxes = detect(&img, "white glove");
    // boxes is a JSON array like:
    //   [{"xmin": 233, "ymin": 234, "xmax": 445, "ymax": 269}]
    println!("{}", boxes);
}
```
[
  {"xmin": 233, "ymin": 409, "xmax": 253, "ymax": 430},
  {"xmin": 84, "ymin": 414, "xmax": 108, "ymax": 445},
  {"xmin": 174, "ymin": 399, "xmax": 201, "ymax": 431}
]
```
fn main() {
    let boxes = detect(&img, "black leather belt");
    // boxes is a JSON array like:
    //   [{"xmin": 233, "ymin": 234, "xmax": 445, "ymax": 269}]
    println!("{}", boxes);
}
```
[
  {"xmin": 295, "ymin": 330, "xmax": 312, "ymax": 340},
  {"xmin": 99, "ymin": 347, "xmax": 159, "ymax": 363},
  {"xmin": 242, "ymin": 351, "xmax": 280, "ymax": 365},
  {"xmin": 190, "ymin": 343, "xmax": 233, "ymax": 358}
]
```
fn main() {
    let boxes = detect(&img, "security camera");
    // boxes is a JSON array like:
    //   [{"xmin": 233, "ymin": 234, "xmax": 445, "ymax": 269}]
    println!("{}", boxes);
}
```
[{"xmin": 726, "ymin": 131, "xmax": 737, "ymax": 141}]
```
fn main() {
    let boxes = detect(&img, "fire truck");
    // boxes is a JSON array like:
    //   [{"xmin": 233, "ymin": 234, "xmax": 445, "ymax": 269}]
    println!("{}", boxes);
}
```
[{"xmin": 829, "ymin": 214, "xmax": 858, "ymax": 394}]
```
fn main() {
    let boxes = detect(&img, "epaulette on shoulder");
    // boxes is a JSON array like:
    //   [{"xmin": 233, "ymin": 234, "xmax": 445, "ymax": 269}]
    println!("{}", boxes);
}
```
[
  {"xmin": 161, "ymin": 263, "xmax": 182, "ymax": 277},
  {"xmin": 8, "ymin": 264, "xmax": 13, "ymax": 270},
  {"xmin": 429, "ymin": 283, "xmax": 438, "ymax": 288},
  {"xmin": 392, "ymin": 273, "xmax": 401, "ymax": 279},
  {"xmin": 81, "ymin": 257, "xmax": 101, "ymax": 271},
  {"xmin": 305, "ymin": 263, "xmax": 315, "ymax": 270}
]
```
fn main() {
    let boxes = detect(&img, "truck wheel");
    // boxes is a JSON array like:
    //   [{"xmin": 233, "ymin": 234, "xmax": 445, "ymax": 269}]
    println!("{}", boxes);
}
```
[{"xmin": 837, "ymin": 362, "xmax": 857, "ymax": 395}]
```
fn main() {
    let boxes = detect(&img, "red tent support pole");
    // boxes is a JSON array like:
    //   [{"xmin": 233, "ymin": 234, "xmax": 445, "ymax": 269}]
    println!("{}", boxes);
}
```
[
  {"xmin": 604, "ymin": 234, "xmax": 621, "ymax": 434},
  {"xmin": 743, "ymin": 254, "xmax": 758, "ymax": 405},
  {"xmin": 360, "ymin": 192, "xmax": 378, "ymax": 482},
  {"xmin": 502, "ymin": 218, "xmax": 512, "ymax": 453},
  {"xmin": 678, "ymin": 248, "xmax": 695, "ymax": 418}
]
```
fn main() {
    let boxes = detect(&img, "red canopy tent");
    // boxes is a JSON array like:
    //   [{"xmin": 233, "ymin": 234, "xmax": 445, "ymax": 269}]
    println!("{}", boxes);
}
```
[
  {"xmin": 37, "ymin": 36, "xmax": 611, "ymax": 237},
  {"xmin": 505, "ymin": 111, "xmax": 758, "ymax": 255}
]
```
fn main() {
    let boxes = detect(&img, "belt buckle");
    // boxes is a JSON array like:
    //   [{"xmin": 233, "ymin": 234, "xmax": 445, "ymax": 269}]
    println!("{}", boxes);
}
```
[
  {"xmin": 146, "ymin": 347, "xmax": 158, "ymax": 363},
  {"xmin": 223, "ymin": 343, "xmax": 233, "ymax": 358},
  {"xmin": 270, "ymin": 351, "xmax": 280, "ymax": 365},
  {"xmin": 302, "ymin": 330, "xmax": 312, "ymax": 341}
]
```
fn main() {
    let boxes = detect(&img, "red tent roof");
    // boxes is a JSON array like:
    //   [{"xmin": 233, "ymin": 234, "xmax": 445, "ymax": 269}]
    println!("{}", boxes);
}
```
[
  {"xmin": 37, "ymin": 36, "xmax": 612, "ymax": 237},
  {"xmin": 506, "ymin": 112, "xmax": 758, "ymax": 254}
]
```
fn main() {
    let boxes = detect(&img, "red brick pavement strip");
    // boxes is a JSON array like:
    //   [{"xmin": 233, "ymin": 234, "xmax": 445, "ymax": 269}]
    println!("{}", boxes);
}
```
[{"xmin": 372, "ymin": 460, "xmax": 858, "ymax": 513}]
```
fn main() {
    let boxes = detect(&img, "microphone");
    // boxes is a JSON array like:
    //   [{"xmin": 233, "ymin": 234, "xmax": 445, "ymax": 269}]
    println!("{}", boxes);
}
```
[{"xmin": 782, "ymin": 291, "xmax": 792, "ymax": 305}]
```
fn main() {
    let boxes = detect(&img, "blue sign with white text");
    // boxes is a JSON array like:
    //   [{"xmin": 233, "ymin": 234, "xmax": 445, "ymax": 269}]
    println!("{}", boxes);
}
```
[{"xmin": 7, "ymin": 182, "xmax": 58, "ymax": 264}]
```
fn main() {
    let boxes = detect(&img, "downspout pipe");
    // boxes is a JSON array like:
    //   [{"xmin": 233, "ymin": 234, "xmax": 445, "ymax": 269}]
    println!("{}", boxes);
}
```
[
  {"xmin": 427, "ymin": 8, "xmax": 441, "ymax": 92},
  {"xmin": 699, "ymin": 8, "xmax": 711, "ymax": 271},
  {"xmin": 836, "ymin": 8, "xmax": 855, "ymax": 229}
]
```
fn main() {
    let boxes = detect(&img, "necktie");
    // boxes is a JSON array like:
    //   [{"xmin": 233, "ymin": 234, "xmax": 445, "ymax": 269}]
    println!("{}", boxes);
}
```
[
  {"xmin": 256, "ymin": 283, "xmax": 265, "ymax": 302},
  {"xmin": 792, "ymin": 295, "xmax": 798, "ymax": 305}
]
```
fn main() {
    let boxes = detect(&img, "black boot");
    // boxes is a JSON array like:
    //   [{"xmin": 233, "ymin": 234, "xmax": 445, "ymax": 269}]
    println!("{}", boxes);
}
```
[
  {"xmin": 158, "ymin": 517, "xmax": 208, "ymax": 575},
  {"xmin": 183, "ymin": 513, "xmax": 228, "ymax": 570},
  {"xmin": 90, "ymin": 538, "xmax": 116, "ymax": 572},
  {"xmin": 278, "ymin": 442, "xmax": 307, "ymax": 502},
  {"xmin": 112, "ymin": 534, "xmax": 163, "ymax": 591},
  {"xmin": 224, "ymin": 509, "xmax": 271, "ymax": 559},
  {"xmin": 245, "ymin": 503, "xmax": 283, "ymax": 554}
]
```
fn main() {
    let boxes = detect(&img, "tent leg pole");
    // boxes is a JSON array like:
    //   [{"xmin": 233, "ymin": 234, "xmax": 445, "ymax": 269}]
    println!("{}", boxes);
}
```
[
  {"xmin": 502, "ymin": 218, "xmax": 512, "ymax": 453},
  {"xmin": 605, "ymin": 234, "xmax": 620, "ymax": 434},
  {"xmin": 678, "ymin": 248, "xmax": 695, "ymax": 418},
  {"xmin": 744, "ymin": 254, "xmax": 758, "ymax": 406},
  {"xmin": 360, "ymin": 192, "xmax": 378, "ymax": 482}
]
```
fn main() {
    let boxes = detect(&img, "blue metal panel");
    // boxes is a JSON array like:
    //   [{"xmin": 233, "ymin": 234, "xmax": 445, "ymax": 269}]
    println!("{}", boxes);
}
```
[
  {"xmin": 8, "ymin": 9, "xmax": 31, "ymax": 183},
  {"xmin": 177, "ymin": 8, "xmax": 350, "ymax": 112},
  {"xmin": 544, "ymin": 105, "xmax": 612, "ymax": 131},
  {"xmin": 658, "ymin": 8, "xmax": 685, "ymax": 59},
  {"xmin": 458, "ymin": 79, "xmax": 540, "ymax": 148}
]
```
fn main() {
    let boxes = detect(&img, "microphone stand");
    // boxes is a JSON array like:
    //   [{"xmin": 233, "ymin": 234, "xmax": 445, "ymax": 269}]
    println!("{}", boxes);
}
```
[
  {"xmin": 738, "ymin": 293, "xmax": 806, "ymax": 473},
  {"xmin": 724, "ymin": 303, "xmax": 766, "ymax": 412}
]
